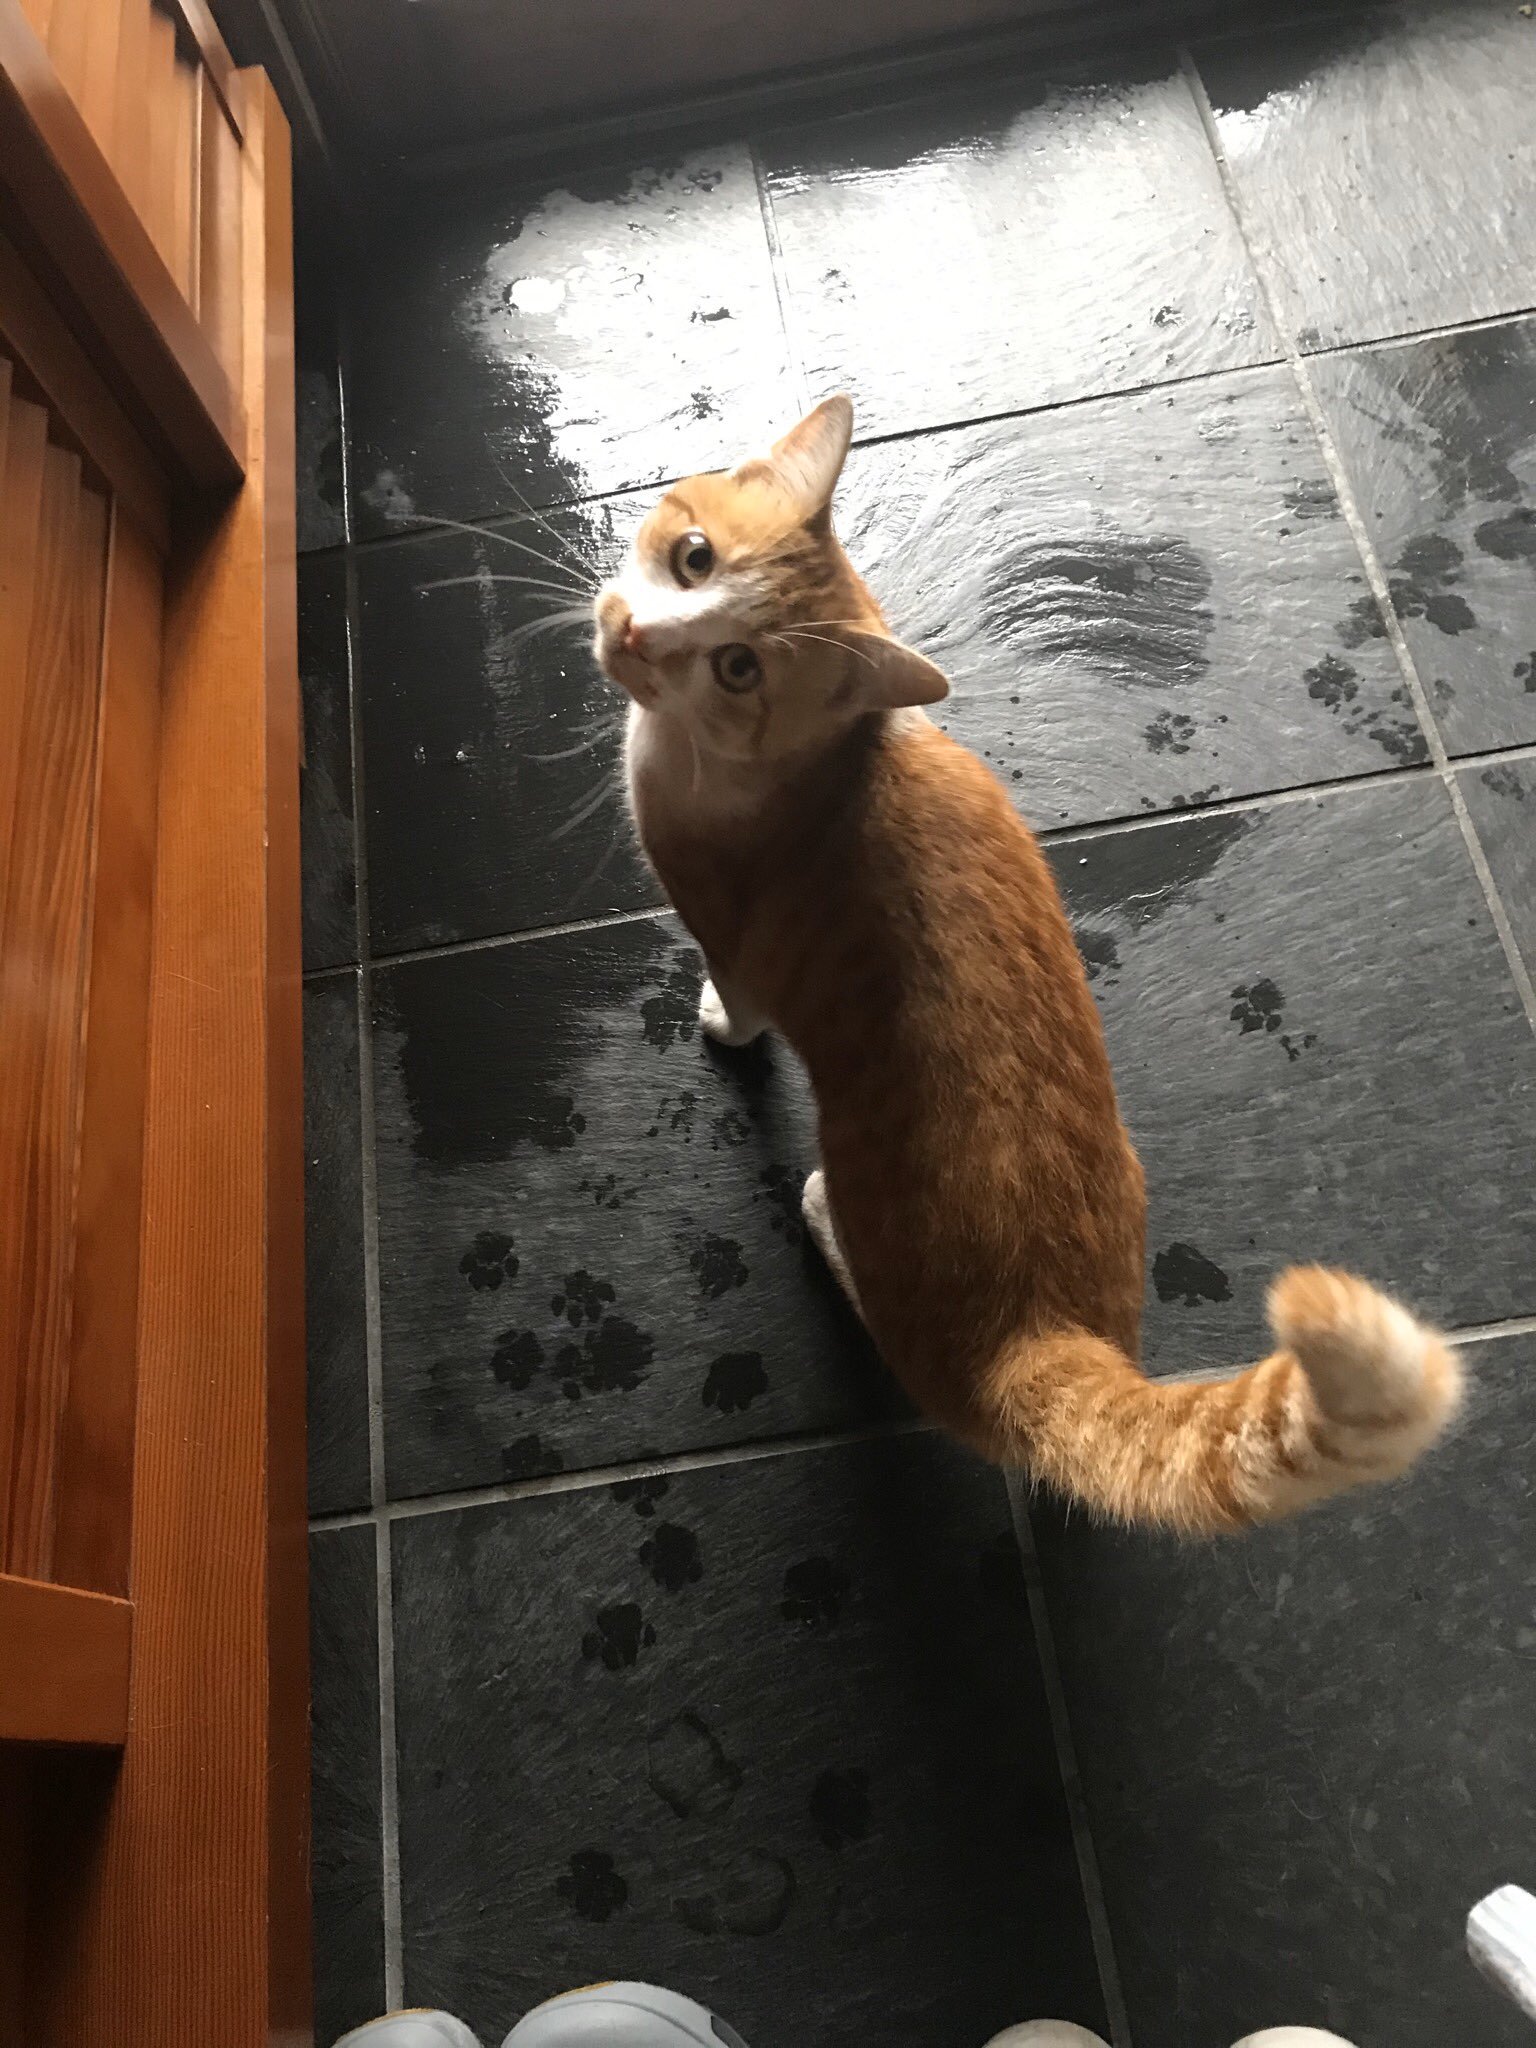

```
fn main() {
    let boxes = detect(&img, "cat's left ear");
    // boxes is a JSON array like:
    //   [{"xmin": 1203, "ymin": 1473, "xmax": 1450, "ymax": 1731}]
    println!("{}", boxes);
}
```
[
  {"xmin": 854, "ymin": 633, "xmax": 950, "ymax": 708},
  {"xmin": 739, "ymin": 394, "xmax": 853, "ymax": 531}
]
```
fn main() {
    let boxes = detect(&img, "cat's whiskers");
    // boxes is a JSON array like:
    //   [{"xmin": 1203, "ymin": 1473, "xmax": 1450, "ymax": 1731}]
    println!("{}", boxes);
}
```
[
  {"xmin": 550, "ymin": 769, "xmax": 618, "ymax": 842},
  {"xmin": 769, "ymin": 627, "xmax": 878, "ymax": 670},
  {"xmin": 413, "ymin": 512, "xmax": 598, "ymax": 595}
]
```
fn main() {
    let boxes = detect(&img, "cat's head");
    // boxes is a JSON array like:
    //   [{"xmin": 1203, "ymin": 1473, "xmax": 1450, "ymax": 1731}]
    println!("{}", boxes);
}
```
[{"xmin": 593, "ymin": 396, "xmax": 947, "ymax": 761}]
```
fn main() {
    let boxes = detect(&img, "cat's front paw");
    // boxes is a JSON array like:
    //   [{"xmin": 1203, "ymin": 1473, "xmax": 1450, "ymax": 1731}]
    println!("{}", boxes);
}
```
[{"xmin": 699, "ymin": 978, "xmax": 762, "ymax": 1048}]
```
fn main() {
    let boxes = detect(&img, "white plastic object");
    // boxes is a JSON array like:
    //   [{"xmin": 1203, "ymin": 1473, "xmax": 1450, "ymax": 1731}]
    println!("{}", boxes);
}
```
[
  {"xmin": 981, "ymin": 2028, "xmax": 1110, "ymax": 2048},
  {"xmin": 1231, "ymin": 2031, "xmax": 1360, "ymax": 2047},
  {"xmin": 335, "ymin": 2015, "xmax": 482, "ymax": 2048},
  {"xmin": 1468, "ymin": 1884, "xmax": 1536, "ymax": 2022},
  {"xmin": 500, "ymin": 1982, "xmax": 747, "ymax": 2048}
]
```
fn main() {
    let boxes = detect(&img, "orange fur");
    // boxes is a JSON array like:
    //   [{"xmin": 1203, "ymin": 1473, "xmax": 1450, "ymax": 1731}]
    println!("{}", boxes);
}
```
[{"xmin": 594, "ymin": 398, "xmax": 1462, "ymax": 1535}]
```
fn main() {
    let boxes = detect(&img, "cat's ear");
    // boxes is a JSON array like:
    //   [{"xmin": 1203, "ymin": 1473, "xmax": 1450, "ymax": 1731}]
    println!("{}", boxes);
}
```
[
  {"xmin": 854, "ymin": 633, "xmax": 949, "ymax": 708},
  {"xmin": 738, "ymin": 395, "xmax": 853, "ymax": 528}
]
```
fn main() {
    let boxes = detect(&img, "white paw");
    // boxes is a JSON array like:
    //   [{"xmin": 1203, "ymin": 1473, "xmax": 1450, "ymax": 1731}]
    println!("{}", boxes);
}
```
[
  {"xmin": 801, "ymin": 1167, "xmax": 827, "ymax": 1228},
  {"xmin": 699, "ymin": 978, "xmax": 759, "ymax": 1047}
]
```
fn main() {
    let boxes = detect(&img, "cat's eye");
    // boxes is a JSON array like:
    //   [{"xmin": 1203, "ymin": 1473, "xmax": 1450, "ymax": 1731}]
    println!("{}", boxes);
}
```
[
  {"xmin": 671, "ymin": 529, "xmax": 715, "ymax": 587},
  {"xmin": 711, "ymin": 643, "xmax": 761, "ymax": 694}
]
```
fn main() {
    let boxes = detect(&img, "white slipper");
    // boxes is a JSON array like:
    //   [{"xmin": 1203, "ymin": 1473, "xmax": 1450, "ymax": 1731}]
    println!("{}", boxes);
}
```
[
  {"xmin": 982, "ymin": 2028, "xmax": 1110, "ymax": 2048},
  {"xmin": 1232, "ymin": 2031, "xmax": 1360, "ymax": 2047},
  {"xmin": 335, "ymin": 2015, "xmax": 482, "ymax": 2048}
]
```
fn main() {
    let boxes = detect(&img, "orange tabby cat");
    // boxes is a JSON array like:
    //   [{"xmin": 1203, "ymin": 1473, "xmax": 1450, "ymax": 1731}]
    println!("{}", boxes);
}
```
[{"xmin": 592, "ymin": 396, "xmax": 1461, "ymax": 1534}]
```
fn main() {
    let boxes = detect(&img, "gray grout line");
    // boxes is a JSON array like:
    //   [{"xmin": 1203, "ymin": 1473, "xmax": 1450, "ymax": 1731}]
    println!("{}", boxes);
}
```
[
  {"xmin": 310, "ymin": 1416, "xmax": 933, "ymax": 1531},
  {"xmin": 1179, "ymin": 44, "xmax": 1536, "ymax": 1050},
  {"xmin": 367, "ymin": 901, "xmax": 674, "ymax": 974},
  {"xmin": 1007, "ymin": 1474, "xmax": 1133, "ymax": 2048},
  {"xmin": 359, "ymin": 971, "xmax": 404, "ymax": 2010},
  {"xmin": 748, "ymin": 138, "xmax": 811, "ymax": 414},
  {"xmin": 301, "ymin": 303, "xmax": 1536, "ymax": 575},
  {"xmin": 344, "ymin": 521, "xmax": 406, "ymax": 2011},
  {"xmin": 1452, "ymin": 1313, "xmax": 1536, "ymax": 1349},
  {"xmin": 309, "ymin": 1304, "xmax": 1536, "ymax": 1534},
  {"xmin": 301, "ymin": 734, "xmax": 1536, "ymax": 988}
]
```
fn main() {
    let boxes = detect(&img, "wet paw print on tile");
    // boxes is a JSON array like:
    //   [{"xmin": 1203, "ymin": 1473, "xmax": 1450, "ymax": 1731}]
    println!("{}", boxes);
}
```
[
  {"xmin": 809, "ymin": 1768, "xmax": 871, "ymax": 1851},
  {"xmin": 781, "ymin": 1555, "xmax": 848, "ymax": 1627},
  {"xmin": 640, "ymin": 1522, "xmax": 704, "ymax": 1593},
  {"xmin": 1144, "ymin": 711, "xmax": 1196, "ymax": 756},
  {"xmin": 710, "ymin": 1105, "xmax": 753, "ymax": 1149},
  {"xmin": 578, "ymin": 1172, "xmax": 636, "ymax": 1211},
  {"xmin": 582, "ymin": 1602, "xmax": 657, "ymax": 1671},
  {"xmin": 702, "ymin": 1350, "xmax": 768, "ymax": 1416},
  {"xmin": 646, "ymin": 1089, "xmax": 699, "ymax": 1141},
  {"xmin": 640, "ymin": 959, "xmax": 700, "ymax": 1051},
  {"xmin": 553, "ymin": 1269, "xmax": 617, "ymax": 1325},
  {"xmin": 1162, "ymin": 783, "xmax": 1226, "ymax": 811},
  {"xmin": 611, "ymin": 1474, "xmax": 670, "ymax": 1518},
  {"xmin": 527, "ymin": 1091, "xmax": 587, "ymax": 1150},
  {"xmin": 1515, "ymin": 653, "xmax": 1536, "ymax": 694},
  {"xmin": 1340, "ymin": 534, "xmax": 1477, "ymax": 644},
  {"xmin": 1230, "ymin": 978, "xmax": 1316, "ymax": 1061},
  {"xmin": 754, "ymin": 1164, "xmax": 805, "ymax": 1244},
  {"xmin": 1152, "ymin": 1242, "xmax": 1232, "ymax": 1308},
  {"xmin": 690, "ymin": 1233, "xmax": 747, "ymax": 1298},
  {"xmin": 1480, "ymin": 764, "xmax": 1528, "ymax": 800},
  {"xmin": 501, "ymin": 1433, "xmax": 563, "ymax": 1480},
  {"xmin": 459, "ymin": 1229, "xmax": 518, "ymax": 1290},
  {"xmin": 553, "ymin": 1316, "xmax": 654, "ymax": 1399},
  {"xmin": 1280, "ymin": 479, "xmax": 1340, "ymax": 526},
  {"xmin": 556, "ymin": 1849, "xmax": 628, "ymax": 1923},
  {"xmin": 492, "ymin": 1328, "xmax": 545, "ymax": 1390},
  {"xmin": 648, "ymin": 1712, "xmax": 742, "ymax": 1819},
  {"xmin": 1474, "ymin": 505, "xmax": 1536, "ymax": 566},
  {"xmin": 673, "ymin": 1850, "xmax": 796, "ymax": 1938},
  {"xmin": 1074, "ymin": 926, "xmax": 1121, "ymax": 986},
  {"xmin": 1303, "ymin": 655, "xmax": 1422, "ymax": 765}
]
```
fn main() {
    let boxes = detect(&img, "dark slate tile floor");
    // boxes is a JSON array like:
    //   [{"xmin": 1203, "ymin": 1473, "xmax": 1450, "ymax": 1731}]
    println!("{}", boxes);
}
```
[
  {"xmin": 392, "ymin": 1434, "xmax": 1103, "ymax": 2048},
  {"xmin": 345, "ymin": 149, "xmax": 797, "ymax": 539},
  {"xmin": 300, "ymin": 4, "xmax": 1536, "ymax": 2043},
  {"xmin": 1308, "ymin": 321, "xmax": 1536, "ymax": 757},
  {"xmin": 1196, "ymin": 3, "xmax": 1536, "ymax": 355},
  {"xmin": 1031, "ymin": 1329, "xmax": 1536, "ymax": 2048}
]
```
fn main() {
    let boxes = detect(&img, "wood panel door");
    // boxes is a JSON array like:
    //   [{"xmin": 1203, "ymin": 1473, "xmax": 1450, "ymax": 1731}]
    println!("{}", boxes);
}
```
[{"xmin": 0, "ymin": 0, "xmax": 308, "ymax": 2036}]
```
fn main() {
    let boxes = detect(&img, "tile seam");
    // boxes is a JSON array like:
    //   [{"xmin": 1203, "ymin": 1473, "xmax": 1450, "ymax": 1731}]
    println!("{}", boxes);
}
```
[
  {"xmin": 747, "ymin": 138, "xmax": 811, "ymax": 412},
  {"xmin": 307, "ymin": 1303, "xmax": 1536, "ymax": 1536},
  {"xmin": 1009, "ymin": 1474, "xmax": 1134, "ymax": 2048},
  {"xmin": 343, "ymin": 479, "xmax": 405, "ymax": 2002},
  {"xmin": 1179, "ymin": 44, "xmax": 1536, "ymax": 1046},
  {"xmin": 349, "ymin": 737, "xmax": 1536, "ymax": 979}
]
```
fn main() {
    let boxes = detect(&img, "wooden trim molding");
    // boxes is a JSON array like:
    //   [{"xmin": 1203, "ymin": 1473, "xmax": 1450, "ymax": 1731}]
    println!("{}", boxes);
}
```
[
  {"xmin": 162, "ymin": 0, "xmax": 245, "ymax": 140},
  {"xmin": 0, "ymin": 1575, "xmax": 132, "ymax": 1745},
  {"xmin": 0, "ymin": 0, "xmax": 245, "ymax": 490}
]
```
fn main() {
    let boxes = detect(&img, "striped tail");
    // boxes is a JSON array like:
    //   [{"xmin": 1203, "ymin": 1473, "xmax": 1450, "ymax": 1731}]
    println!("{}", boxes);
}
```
[{"xmin": 977, "ymin": 1266, "xmax": 1462, "ymax": 1535}]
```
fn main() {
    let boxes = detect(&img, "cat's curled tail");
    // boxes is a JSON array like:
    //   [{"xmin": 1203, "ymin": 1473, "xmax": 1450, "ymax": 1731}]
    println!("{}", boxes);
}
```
[{"xmin": 980, "ymin": 1267, "xmax": 1461, "ymax": 1534}]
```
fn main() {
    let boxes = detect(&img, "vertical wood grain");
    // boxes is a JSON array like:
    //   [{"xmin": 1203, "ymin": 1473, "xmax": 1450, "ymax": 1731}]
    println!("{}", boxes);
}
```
[
  {"xmin": 197, "ymin": 64, "xmax": 242, "ymax": 386},
  {"xmin": 50, "ymin": 509, "xmax": 163, "ymax": 1598},
  {"xmin": 74, "ymin": 0, "xmax": 123, "ymax": 158},
  {"xmin": 109, "ymin": 0, "xmax": 151, "ymax": 220},
  {"xmin": 43, "ymin": 0, "xmax": 89, "ymax": 115},
  {"xmin": 0, "ymin": 447, "xmax": 110, "ymax": 1581},
  {"xmin": 25, "ymin": 71, "xmax": 311, "ymax": 2048},
  {"xmin": 0, "ymin": 382, "xmax": 50, "ymax": 901},
  {"xmin": 170, "ymin": 50, "xmax": 201, "ymax": 304},
  {"xmin": 143, "ymin": 5, "xmax": 179, "ymax": 275}
]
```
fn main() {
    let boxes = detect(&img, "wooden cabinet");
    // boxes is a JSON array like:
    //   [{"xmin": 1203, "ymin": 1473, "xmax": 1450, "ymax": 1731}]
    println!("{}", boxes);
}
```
[{"xmin": 0, "ymin": 0, "xmax": 308, "ymax": 2038}]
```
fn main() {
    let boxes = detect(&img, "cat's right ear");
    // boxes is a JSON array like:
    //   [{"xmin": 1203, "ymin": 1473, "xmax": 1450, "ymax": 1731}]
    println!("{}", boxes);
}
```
[{"xmin": 736, "ymin": 395, "xmax": 853, "ymax": 529}]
